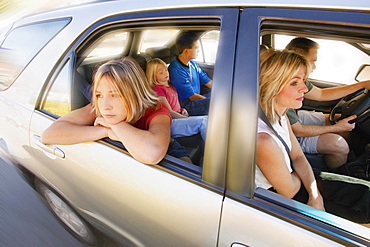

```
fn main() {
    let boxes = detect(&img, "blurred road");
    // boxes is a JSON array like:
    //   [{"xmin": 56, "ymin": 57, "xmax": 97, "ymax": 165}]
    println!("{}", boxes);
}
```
[{"xmin": 0, "ymin": 157, "xmax": 84, "ymax": 247}]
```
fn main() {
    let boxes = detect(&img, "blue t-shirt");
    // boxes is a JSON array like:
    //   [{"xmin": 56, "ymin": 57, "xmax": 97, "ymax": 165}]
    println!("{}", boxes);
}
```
[{"xmin": 168, "ymin": 58, "xmax": 211, "ymax": 101}]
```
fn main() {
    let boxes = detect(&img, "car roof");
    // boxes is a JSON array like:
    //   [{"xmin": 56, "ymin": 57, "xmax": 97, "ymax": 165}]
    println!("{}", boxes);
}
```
[{"xmin": 13, "ymin": 0, "xmax": 370, "ymax": 27}]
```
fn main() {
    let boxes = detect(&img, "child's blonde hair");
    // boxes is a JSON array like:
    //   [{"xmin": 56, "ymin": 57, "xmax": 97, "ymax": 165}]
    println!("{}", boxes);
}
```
[
  {"xmin": 259, "ymin": 49, "xmax": 311, "ymax": 123},
  {"xmin": 146, "ymin": 58, "xmax": 168, "ymax": 87},
  {"xmin": 92, "ymin": 57, "xmax": 159, "ymax": 124}
]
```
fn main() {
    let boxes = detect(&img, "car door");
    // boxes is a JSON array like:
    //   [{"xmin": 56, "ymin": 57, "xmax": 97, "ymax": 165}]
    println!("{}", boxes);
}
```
[
  {"xmin": 218, "ymin": 7, "xmax": 370, "ymax": 247},
  {"xmin": 29, "ymin": 7, "xmax": 239, "ymax": 246}
]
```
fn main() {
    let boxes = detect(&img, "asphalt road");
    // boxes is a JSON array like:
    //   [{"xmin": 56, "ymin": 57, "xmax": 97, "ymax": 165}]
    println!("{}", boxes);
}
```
[{"xmin": 0, "ymin": 157, "xmax": 84, "ymax": 247}]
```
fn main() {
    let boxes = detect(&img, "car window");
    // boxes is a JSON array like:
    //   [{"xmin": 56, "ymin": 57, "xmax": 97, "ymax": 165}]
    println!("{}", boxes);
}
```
[
  {"xmin": 65, "ymin": 24, "xmax": 220, "ymax": 168},
  {"xmin": 0, "ymin": 19, "xmax": 70, "ymax": 90},
  {"xmin": 274, "ymin": 34, "xmax": 370, "ymax": 85},
  {"xmin": 42, "ymin": 60, "xmax": 71, "ymax": 117},
  {"xmin": 195, "ymin": 30, "xmax": 219, "ymax": 64},
  {"xmin": 139, "ymin": 29, "xmax": 179, "ymax": 53},
  {"xmin": 84, "ymin": 30, "xmax": 128, "ymax": 60}
]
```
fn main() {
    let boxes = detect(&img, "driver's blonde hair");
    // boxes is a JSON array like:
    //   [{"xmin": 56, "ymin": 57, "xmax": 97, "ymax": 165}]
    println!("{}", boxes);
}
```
[
  {"xmin": 259, "ymin": 49, "xmax": 311, "ymax": 123},
  {"xmin": 92, "ymin": 57, "xmax": 159, "ymax": 124}
]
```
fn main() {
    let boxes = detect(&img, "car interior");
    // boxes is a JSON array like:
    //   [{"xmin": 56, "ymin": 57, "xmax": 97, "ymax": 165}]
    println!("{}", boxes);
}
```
[{"xmin": 72, "ymin": 28, "xmax": 217, "ymax": 166}]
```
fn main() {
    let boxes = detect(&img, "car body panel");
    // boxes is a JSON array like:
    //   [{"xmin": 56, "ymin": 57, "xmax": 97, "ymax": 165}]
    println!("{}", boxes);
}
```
[
  {"xmin": 31, "ymin": 112, "xmax": 224, "ymax": 246},
  {"xmin": 219, "ymin": 196, "xmax": 341, "ymax": 247}
]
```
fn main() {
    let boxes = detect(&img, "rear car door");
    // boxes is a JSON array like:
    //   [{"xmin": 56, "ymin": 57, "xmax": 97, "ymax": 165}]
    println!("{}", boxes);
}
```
[
  {"xmin": 218, "ymin": 7, "xmax": 370, "ymax": 247},
  {"xmin": 29, "ymin": 7, "xmax": 238, "ymax": 246}
]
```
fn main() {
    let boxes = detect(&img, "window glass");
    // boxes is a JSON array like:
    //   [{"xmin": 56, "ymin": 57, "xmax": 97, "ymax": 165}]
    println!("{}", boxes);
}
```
[
  {"xmin": 195, "ymin": 30, "xmax": 219, "ymax": 63},
  {"xmin": 274, "ymin": 34, "xmax": 370, "ymax": 85},
  {"xmin": 42, "ymin": 60, "xmax": 71, "ymax": 117},
  {"xmin": 0, "ymin": 19, "xmax": 70, "ymax": 90},
  {"xmin": 85, "ymin": 31, "xmax": 128, "ymax": 60},
  {"xmin": 140, "ymin": 29, "xmax": 179, "ymax": 53}
]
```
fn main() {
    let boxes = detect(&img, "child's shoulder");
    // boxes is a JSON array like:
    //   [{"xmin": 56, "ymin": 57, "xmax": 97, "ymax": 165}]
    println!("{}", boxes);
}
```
[{"xmin": 154, "ymin": 84, "xmax": 166, "ymax": 89}]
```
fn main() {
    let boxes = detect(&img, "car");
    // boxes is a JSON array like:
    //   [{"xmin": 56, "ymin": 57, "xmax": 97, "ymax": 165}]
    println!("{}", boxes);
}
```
[{"xmin": 0, "ymin": 0, "xmax": 370, "ymax": 246}]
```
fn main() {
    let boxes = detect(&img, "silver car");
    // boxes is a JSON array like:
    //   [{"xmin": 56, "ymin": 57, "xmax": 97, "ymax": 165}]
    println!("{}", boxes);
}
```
[{"xmin": 1, "ymin": 0, "xmax": 370, "ymax": 246}]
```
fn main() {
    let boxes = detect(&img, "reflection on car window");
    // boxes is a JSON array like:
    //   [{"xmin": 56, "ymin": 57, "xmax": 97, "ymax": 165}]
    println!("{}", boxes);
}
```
[
  {"xmin": 274, "ymin": 34, "xmax": 370, "ymax": 85},
  {"xmin": 42, "ymin": 60, "xmax": 71, "ymax": 117},
  {"xmin": 85, "ymin": 31, "xmax": 128, "ymax": 60},
  {"xmin": 0, "ymin": 19, "xmax": 70, "ymax": 90},
  {"xmin": 195, "ymin": 30, "xmax": 219, "ymax": 64},
  {"xmin": 140, "ymin": 29, "xmax": 179, "ymax": 53}
]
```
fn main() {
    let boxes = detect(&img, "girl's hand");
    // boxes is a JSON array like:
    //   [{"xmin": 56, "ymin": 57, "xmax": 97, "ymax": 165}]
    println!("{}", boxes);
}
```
[
  {"xmin": 94, "ymin": 116, "xmax": 109, "ymax": 128},
  {"xmin": 94, "ymin": 117, "xmax": 120, "ymax": 141},
  {"xmin": 107, "ymin": 129, "xmax": 119, "ymax": 141},
  {"xmin": 181, "ymin": 108, "xmax": 189, "ymax": 117}
]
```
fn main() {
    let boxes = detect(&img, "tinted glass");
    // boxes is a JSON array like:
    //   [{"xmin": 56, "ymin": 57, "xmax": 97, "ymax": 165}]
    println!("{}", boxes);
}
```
[
  {"xmin": 0, "ymin": 19, "xmax": 70, "ymax": 90},
  {"xmin": 140, "ymin": 29, "xmax": 179, "ymax": 53},
  {"xmin": 42, "ymin": 60, "xmax": 71, "ymax": 117}
]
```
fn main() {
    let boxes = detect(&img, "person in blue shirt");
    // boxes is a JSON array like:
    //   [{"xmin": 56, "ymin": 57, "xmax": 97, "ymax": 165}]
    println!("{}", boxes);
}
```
[{"xmin": 168, "ymin": 31, "xmax": 213, "ymax": 116}]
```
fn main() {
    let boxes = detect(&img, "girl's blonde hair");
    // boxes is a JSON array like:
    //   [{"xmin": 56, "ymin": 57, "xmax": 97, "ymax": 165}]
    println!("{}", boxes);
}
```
[
  {"xmin": 259, "ymin": 49, "xmax": 311, "ymax": 123},
  {"xmin": 146, "ymin": 58, "xmax": 168, "ymax": 87},
  {"xmin": 92, "ymin": 57, "xmax": 159, "ymax": 124}
]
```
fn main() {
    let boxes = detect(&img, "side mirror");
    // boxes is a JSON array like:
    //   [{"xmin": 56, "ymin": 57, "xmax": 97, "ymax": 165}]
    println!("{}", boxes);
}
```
[{"xmin": 355, "ymin": 64, "xmax": 370, "ymax": 82}]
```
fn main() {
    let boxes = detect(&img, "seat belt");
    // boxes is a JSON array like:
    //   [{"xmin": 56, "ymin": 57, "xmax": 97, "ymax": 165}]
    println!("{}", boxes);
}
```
[{"xmin": 258, "ymin": 105, "xmax": 293, "ymax": 168}]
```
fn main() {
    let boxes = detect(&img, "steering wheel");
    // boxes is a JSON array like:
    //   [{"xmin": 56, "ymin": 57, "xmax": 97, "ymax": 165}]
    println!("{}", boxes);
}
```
[{"xmin": 329, "ymin": 88, "xmax": 370, "ymax": 132}]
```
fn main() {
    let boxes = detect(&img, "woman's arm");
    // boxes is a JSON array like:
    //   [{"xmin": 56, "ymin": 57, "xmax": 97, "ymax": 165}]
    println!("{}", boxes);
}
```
[
  {"xmin": 257, "ymin": 133, "xmax": 301, "ymax": 198},
  {"xmin": 287, "ymin": 123, "xmax": 325, "ymax": 211},
  {"xmin": 41, "ymin": 104, "xmax": 108, "ymax": 145},
  {"xmin": 108, "ymin": 114, "xmax": 171, "ymax": 165}
]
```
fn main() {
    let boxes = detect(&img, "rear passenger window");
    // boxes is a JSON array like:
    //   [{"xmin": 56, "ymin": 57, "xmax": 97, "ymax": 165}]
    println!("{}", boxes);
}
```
[
  {"xmin": 71, "ymin": 23, "xmax": 221, "ymax": 168},
  {"xmin": 84, "ymin": 31, "xmax": 128, "ymax": 60},
  {"xmin": 0, "ymin": 19, "xmax": 70, "ymax": 90},
  {"xmin": 140, "ymin": 29, "xmax": 179, "ymax": 53}
]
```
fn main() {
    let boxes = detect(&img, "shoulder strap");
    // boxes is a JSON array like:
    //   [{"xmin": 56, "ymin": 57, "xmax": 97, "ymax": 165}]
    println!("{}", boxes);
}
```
[{"xmin": 258, "ymin": 105, "xmax": 292, "ymax": 167}]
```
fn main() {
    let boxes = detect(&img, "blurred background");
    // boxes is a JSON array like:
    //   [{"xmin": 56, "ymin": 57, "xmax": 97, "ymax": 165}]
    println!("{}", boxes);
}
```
[{"xmin": 0, "ymin": 0, "xmax": 95, "ymax": 41}]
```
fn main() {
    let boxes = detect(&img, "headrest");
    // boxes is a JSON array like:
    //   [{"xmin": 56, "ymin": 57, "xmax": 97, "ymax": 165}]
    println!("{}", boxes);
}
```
[{"xmin": 145, "ymin": 46, "xmax": 171, "ymax": 58}]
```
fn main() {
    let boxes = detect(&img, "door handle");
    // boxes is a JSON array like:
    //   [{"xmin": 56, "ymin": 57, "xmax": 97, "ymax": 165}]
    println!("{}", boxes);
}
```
[{"xmin": 33, "ymin": 135, "xmax": 65, "ymax": 158}]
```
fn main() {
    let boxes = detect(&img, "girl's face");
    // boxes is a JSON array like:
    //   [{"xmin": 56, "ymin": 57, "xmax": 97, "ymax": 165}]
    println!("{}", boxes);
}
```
[
  {"xmin": 95, "ymin": 76, "xmax": 127, "ymax": 125},
  {"xmin": 156, "ymin": 64, "xmax": 169, "ymax": 84},
  {"xmin": 275, "ymin": 66, "xmax": 308, "ymax": 116}
]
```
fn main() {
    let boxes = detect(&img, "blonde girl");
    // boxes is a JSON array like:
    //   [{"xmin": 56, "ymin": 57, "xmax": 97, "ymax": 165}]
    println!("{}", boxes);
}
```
[{"xmin": 42, "ymin": 57, "xmax": 171, "ymax": 164}]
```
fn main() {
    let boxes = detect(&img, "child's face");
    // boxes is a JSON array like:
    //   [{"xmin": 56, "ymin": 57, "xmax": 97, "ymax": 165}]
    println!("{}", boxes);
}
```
[
  {"xmin": 95, "ymin": 77, "xmax": 127, "ymax": 125},
  {"xmin": 187, "ymin": 41, "xmax": 200, "ymax": 60},
  {"xmin": 156, "ymin": 64, "xmax": 169, "ymax": 84}
]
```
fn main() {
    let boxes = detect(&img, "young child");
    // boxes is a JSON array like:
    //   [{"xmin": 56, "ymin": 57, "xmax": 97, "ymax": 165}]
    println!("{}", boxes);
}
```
[{"xmin": 146, "ymin": 58, "xmax": 207, "ymax": 141}]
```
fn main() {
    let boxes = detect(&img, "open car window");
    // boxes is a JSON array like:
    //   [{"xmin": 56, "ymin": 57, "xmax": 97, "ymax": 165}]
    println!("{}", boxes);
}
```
[{"xmin": 274, "ymin": 34, "xmax": 370, "ymax": 85}]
